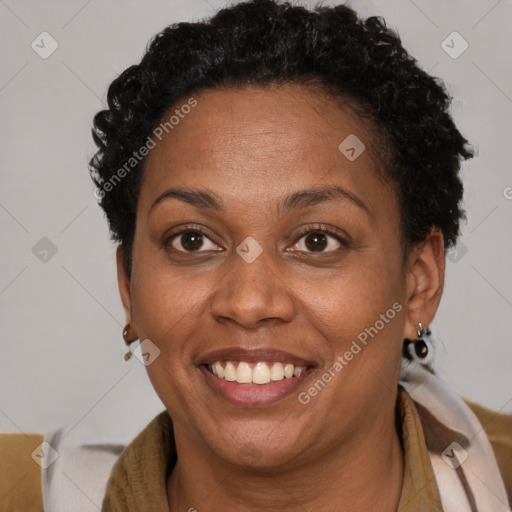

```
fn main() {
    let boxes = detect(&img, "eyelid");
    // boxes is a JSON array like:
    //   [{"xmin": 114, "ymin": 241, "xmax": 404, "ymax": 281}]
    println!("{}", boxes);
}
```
[
  {"xmin": 291, "ymin": 224, "xmax": 351, "ymax": 247},
  {"xmin": 163, "ymin": 224, "xmax": 223, "ymax": 252}
]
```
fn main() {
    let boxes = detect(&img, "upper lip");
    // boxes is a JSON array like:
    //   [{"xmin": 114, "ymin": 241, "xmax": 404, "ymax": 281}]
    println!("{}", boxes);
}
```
[{"xmin": 197, "ymin": 347, "xmax": 316, "ymax": 368}]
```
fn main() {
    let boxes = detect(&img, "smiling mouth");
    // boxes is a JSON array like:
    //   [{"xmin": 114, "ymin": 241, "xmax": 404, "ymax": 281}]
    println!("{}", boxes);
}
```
[
  {"xmin": 198, "ymin": 348, "xmax": 316, "ymax": 405},
  {"xmin": 205, "ymin": 360, "xmax": 312, "ymax": 385}
]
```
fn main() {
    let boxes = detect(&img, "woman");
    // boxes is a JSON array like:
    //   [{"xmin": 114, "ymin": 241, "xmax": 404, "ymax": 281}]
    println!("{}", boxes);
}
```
[{"xmin": 1, "ymin": 0, "xmax": 510, "ymax": 511}]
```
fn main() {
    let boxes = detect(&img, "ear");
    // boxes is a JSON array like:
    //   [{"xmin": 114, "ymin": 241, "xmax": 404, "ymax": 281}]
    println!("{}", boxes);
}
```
[
  {"xmin": 403, "ymin": 228, "xmax": 446, "ymax": 340},
  {"xmin": 116, "ymin": 244, "xmax": 132, "ymax": 326}
]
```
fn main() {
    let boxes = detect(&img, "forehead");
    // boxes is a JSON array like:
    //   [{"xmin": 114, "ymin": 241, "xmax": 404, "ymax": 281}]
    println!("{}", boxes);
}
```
[{"xmin": 138, "ymin": 84, "xmax": 391, "ymax": 216}]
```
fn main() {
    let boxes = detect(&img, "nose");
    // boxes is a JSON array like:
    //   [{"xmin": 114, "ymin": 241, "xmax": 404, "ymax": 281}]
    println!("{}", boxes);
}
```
[{"xmin": 210, "ymin": 248, "xmax": 296, "ymax": 329}]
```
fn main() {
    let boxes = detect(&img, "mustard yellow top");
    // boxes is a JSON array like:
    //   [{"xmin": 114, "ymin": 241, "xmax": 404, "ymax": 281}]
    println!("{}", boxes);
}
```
[
  {"xmin": 0, "ymin": 432, "xmax": 44, "ymax": 512},
  {"xmin": 1, "ymin": 387, "xmax": 511, "ymax": 512}
]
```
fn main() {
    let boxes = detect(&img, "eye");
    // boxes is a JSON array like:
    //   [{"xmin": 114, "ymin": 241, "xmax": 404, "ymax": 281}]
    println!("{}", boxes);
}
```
[
  {"xmin": 288, "ymin": 227, "xmax": 346, "ymax": 253},
  {"xmin": 168, "ymin": 230, "xmax": 221, "ymax": 253}
]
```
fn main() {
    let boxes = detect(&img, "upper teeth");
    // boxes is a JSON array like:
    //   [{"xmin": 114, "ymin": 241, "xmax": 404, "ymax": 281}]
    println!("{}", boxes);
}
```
[{"xmin": 210, "ymin": 361, "xmax": 306, "ymax": 384}]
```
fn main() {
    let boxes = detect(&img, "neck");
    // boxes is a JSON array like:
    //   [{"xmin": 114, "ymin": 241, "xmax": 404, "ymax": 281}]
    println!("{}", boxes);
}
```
[{"xmin": 167, "ymin": 403, "xmax": 404, "ymax": 512}]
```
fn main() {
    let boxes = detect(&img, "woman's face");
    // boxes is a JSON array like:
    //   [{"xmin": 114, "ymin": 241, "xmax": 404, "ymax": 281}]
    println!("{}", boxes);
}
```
[{"xmin": 120, "ymin": 84, "xmax": 426, "ymax": 468}]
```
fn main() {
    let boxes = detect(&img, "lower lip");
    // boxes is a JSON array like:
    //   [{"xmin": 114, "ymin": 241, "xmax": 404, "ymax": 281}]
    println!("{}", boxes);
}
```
[{"xmin": 200, "ymin": 365, "xmax": 314, "ymax": 406}]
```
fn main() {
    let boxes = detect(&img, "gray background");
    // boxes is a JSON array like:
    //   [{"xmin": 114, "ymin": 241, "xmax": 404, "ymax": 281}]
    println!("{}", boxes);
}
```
[{"xmin": 1, "ymin": 0, "xmax": 511, "ymax": 442}]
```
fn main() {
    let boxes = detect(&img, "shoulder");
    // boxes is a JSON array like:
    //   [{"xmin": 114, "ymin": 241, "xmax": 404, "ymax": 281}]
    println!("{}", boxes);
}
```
[
  {"xmin": 463, "ymin": 398, "xmax": 512, "ymax": 505},
  {"xmin": 0, "ymin": 432, "xmax": 44, "ymax": 512}
]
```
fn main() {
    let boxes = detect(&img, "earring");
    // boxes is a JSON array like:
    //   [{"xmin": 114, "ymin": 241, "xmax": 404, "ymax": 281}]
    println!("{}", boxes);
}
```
[
  {"xmin": 414, "ymin": 322, "xmax": 431, "ymax": 358},
  {"xmin": 417, "ymin": 322, "xmax": 431, "ymax": 338},
  {"xmin": 402, "ymin": 322, "xmax": 431, "ymax": 360},
  {"xmin": 123, "ymin": 323, "xmax": 138, "ymax": 361}
]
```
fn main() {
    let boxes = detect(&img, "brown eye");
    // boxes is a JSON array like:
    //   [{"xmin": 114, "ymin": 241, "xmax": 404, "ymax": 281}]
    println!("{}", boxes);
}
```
[
  {"xmin": 289, "ymin": 229, "xmax": 345, "ymax": 253},
  {"xmin": 169, "ymin": 231, "xmax": 219, "ymax": 252},
  {"xmin": 304, "ymin": 233, "xmax": 326, "ymax": 251}
]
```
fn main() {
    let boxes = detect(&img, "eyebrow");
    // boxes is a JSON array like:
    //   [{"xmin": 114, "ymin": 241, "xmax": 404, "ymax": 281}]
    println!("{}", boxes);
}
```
[
  {"xmin": 279, "ymin": 185, "xmax": 369, "ymax": 216},
  {"xmin": 148, "ymin": 185, "xmax": 370, "ymax": 217}
]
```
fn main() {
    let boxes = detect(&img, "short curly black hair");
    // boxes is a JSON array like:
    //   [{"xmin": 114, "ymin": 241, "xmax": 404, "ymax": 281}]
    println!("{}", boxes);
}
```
[{"xmin": 89, "ymin": 0, "xmax": 473, "ymax": 277}]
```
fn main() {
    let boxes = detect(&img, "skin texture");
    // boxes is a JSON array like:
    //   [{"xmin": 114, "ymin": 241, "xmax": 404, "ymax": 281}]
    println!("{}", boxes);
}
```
[{"xmin": 117, "ymin": 84, "xmax": 445, "ymax": 511}]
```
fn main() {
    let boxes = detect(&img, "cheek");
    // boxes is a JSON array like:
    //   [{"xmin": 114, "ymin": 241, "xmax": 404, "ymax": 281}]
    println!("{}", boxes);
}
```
[
  {"xmin": 296, "ymin": 261, "xmax": 406, "ymax": 429},
  {"xmin": 129, "ymin": 236, "xmax": 208, "ymax": 344},
  {"xmin": 130, "ymin": 267, "xmax": 210, "ymax": 424},
  {"xmin": 312, "ymin": 256, "xmax": 404, "ymax": 340},
  {"xmin": 305, "ymin": 255, "xmax": 406, "ymax": 401},
  {"xmin": 131, "ymin": 268, "xmax": 204, "ymax": 362}
]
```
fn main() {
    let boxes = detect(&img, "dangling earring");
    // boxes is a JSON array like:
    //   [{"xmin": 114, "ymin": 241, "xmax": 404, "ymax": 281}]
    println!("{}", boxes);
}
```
[
  {"xmin": 414, "ymin": 322, "xmax": 431, "ymax": 358},
  {"xmin": 402, "ymin": 322, "xmax": 432, "ymax": 364},
  {"xmin": 123, "ymin": 323, "xmax": 138, "ymax": 361}
]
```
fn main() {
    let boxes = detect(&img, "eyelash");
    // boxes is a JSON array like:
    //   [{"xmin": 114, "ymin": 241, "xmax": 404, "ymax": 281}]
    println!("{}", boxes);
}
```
[
  {"xmin": 293, "ymin": 224, "xmax": 349, "ymax": 248},
  {"xmin": 164, "ymin": 224, "xmax": 349, "ymax": 254}
]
